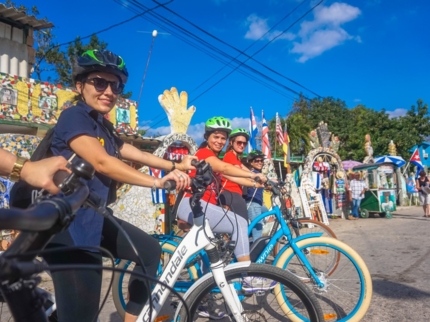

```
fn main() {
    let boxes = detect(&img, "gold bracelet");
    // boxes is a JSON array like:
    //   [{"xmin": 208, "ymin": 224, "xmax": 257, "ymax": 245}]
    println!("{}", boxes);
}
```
[{"xmin": 9, "ymin": 156, "xmax": 29, "ymax": 182}]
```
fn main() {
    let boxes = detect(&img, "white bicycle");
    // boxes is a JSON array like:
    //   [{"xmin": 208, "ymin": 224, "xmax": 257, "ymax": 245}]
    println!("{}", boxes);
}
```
[{"xmin": 0, "ymin": 159, "xmax": 324, "ymax": 321}]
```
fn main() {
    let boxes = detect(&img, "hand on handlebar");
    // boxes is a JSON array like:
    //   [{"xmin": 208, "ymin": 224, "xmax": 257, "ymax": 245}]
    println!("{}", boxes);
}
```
[
  {"xmin": 160, "ymin": 169, "xmax": 191, "ymax": 190},
  {"xmin": 253, "ymin": 173, "xmax": 267, "ymax": 184},
  {"xmin": 177, "ymin": 155, "xmax": 198, "ymax": 171},
  {"xmin": 20, "ymin": 156, "xmax": 71, "ymax": 194}
]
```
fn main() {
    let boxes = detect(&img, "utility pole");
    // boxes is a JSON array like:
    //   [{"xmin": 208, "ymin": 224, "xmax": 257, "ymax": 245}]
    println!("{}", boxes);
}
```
[{"xmin": 137, "ymin": 30, "xmax": 158, "ymax": 107}]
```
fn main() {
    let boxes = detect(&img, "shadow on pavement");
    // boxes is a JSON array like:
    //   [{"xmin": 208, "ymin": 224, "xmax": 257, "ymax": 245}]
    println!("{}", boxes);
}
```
[
  {"xmin": 373, "ymin": 279, "xmax": 430, "ymax": 299},
  {"xmin": 391, "ymin": 213, "xmax": 430, "ymax": 221}
]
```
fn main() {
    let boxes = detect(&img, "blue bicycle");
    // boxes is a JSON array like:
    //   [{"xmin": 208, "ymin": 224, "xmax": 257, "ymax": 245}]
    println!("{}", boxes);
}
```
[{"xmin": 113, "ymin": 182, "xmax": 372, "ymax": 321}]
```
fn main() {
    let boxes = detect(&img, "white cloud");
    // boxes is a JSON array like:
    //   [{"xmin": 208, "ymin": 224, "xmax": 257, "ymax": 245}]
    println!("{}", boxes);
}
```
[
  {"xmin": 291, "ymin": 2, "xmax": 362, "ymax": 62},
  {"xmin": 386, "ymin": 108, "xmax": 407, "ymax": 118},
  {"xmin": 244, "ymin": 14, "xmax": 295, "ymax": 42},
  {"xmin": 244, "ymin": 3, "xmax": 361, "ymax": 62}
]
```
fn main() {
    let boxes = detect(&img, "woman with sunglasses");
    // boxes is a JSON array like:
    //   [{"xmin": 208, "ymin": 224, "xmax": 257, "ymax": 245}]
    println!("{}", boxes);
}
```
[
  {"xmin": 219, "ymin": 128, "xmax": 252, "ymax": 221},
  {"xmin": 44, "ymin": 49, "xmax": 195, "ymax": 322},
  {"xmin": 245, "ymin": 150, "xmax": 267, "ymax": 241}
]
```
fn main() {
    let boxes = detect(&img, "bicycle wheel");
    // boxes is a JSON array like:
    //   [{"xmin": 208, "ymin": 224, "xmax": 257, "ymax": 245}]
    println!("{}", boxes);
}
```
[
  {"xmin": 275, "ymin": 237, "xmax": 372, "ymax": 322},
  {"xmin": 112, "ymin": 242, "xmax": 200, "ymax": 319},
  {"xmin": 273, "ymin": 219, "xmax": 337, "ymax": 257},
  {"xmin": 177, "ymin": 263, "xmax": 324, "ymax": 322}
]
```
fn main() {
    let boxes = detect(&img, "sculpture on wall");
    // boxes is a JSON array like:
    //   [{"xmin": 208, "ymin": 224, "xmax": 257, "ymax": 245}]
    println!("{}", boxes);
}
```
[
  {"xmin": 388, "ymin": 140, "xmax": 397, "ymax": 156},
  {"xmin": 158, "ymin": 87, "xmax": 196, "ymax": 134},
  {"xmin": 309, "ymin": 130, "xmax": 320, "ymax": 149},
  {"xmin": 364, "ymin": 134, "xmax": 373, "ymax": 157},
  {"xmin": 112, "ymin": 87, "xmax": 197, "ymax": 234},
  {"xmin": 363, "ymin": 134, "xmax": 375, "ymax": 164},
  {"xmin": 329, "ymin": 134, "xmax": 340, "ymax": 152}
]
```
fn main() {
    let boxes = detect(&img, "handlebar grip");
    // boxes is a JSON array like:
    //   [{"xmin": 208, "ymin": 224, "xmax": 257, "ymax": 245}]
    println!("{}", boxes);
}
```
[
  {"xmin": 164, "ymin": 180, "xmax": 177, "ymax": 191},
  {"xmin": 254, "ymin": 176, "xmax": 262, "ymax": 184},
  {"xmin": 53, "ymin": 170, "xmax": 70, "ymax": 188}
]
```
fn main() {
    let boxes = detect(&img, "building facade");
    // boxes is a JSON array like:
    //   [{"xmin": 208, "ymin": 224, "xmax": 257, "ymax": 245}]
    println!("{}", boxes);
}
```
[{"xmin": 0, "ymin": 3, "xmax": 53, "ymax": 78}]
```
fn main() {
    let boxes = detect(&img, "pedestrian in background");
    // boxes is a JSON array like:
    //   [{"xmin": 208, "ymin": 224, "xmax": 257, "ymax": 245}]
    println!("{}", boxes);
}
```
[
  {"xmin": 416, "ymin": 170, "xmax": 430, "ymax": 217},
  {"xmin": 348, "ymin": 172, "xmax": 368, "ymax": 220}
]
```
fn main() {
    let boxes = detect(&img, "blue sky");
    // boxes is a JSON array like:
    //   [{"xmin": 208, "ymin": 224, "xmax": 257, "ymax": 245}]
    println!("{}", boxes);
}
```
[{"xmin": 17, "ymin": 0, "xmax": 430, "ymax": 142}]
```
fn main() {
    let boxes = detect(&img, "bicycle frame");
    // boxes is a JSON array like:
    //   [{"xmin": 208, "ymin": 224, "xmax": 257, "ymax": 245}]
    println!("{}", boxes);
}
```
[
  {"xmin": 137, "ymin": 218, "xmax": 249, "ymax": 322},
  {"xmin": 248, "ymin": 205, "xmax": 324, "ymax": 286}
]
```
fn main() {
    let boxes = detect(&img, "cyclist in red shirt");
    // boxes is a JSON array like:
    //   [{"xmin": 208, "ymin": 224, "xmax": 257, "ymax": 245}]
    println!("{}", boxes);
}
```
[
  {"xmin": 178, "ymin": 117, "xmax": 266, "ymax": 263},
  {"xmin": 219, "ymin": 128, "xmax": 252, "ymax": 222}
]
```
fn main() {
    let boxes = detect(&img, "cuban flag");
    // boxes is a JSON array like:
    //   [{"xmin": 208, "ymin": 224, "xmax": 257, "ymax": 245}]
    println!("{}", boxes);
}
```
[
  {"xmin": 261, "ymin": 110, "xmax": 271, "ymax": 159},
  {"xmin": 149, "ymin": 168, "xmax": 166, "ymax": 204},
  {"xmin": 248, "ymin": 106, "xmax": 258, "ymax": 153},
  {"xmin": 410, "ymin": 148, "xmax": 424, "ymax": 178}
]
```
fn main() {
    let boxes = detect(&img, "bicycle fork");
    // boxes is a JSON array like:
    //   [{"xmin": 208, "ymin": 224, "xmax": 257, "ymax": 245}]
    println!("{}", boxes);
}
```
[{"xmin": 205, "ymin": 242, "xmax": 248, "ymax": 322}]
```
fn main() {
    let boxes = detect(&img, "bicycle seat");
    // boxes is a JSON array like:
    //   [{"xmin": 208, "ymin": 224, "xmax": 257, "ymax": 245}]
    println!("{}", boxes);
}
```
[{"xmin": 176, "ymin": 219, "xmax": 192, "ymax": 232}]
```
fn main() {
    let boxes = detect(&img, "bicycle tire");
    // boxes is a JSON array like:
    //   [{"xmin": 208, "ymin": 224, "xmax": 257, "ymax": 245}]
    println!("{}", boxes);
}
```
[
  {"xmin": 177, "ymin": 263, "xmax": 324, "ymax": 322},
  {"xmin": 112, "ymin": 242, "xmax": 199, "ymax": 319},
  {"xmin": 273, "ymin": 219, "xmax": 337, "ymax": 257},
  {"xmin": 275, "ymin": 237, "xmax": 372, "ymax": 322}
]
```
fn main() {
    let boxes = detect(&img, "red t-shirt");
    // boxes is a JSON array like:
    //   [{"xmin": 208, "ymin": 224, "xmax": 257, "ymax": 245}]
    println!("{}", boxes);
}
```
[
  {"xmin": 186, "ymin": 148, "xmax": 222, "ymax": 205},
  {"xmin": 221, "ymin": 150, "xmax": 243, "ymax": 195}
]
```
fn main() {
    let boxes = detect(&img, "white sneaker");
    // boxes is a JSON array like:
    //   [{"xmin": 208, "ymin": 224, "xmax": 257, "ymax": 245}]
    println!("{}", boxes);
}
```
[
  {"xmin": 242, "ymin": 276, "xmax": 277, "ymax": 291},
  {"xmin": 197, "ymin": 306, "xmax": 226, "ymax": 320}
]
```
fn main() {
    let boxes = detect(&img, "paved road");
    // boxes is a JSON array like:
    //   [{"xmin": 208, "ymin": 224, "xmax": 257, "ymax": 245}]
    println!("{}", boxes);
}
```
[{"xmin": 1, "ymin": 206, "xmax": 429, "ymax": 321}]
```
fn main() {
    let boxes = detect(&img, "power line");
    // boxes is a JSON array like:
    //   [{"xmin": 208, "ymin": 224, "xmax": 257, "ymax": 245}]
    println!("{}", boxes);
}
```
[
  {"xmin": 118, "ymin": 0, "xmax": 308, "ymax": 99},
  {"xmin": 115, "ymin": 0, "xmax": 319, "ymax": 132},
  {"xmin": 189, "ymin": 0, "xmax": 310, "ymax": 95},
  {"xmin": 189, "ymin": 0, "xmax": 323, "ymax": 103},
  {"xmin": 113, "ymin": 0, "xmax": 303, "ymax": 130},
  {"xmin": 153, "ymin": 0, "xmax": 322, "ymax": 98}
]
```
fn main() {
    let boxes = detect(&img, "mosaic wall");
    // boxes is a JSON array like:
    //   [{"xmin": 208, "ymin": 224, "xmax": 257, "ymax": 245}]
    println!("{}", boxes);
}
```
[
  {"xmin": 0, "ymin": 134, "xmax": 41, "ymax": 208},
  {"xmin": 110, "ymin": 166, "xmax": 164, "ymax": 234},
  {"xmin": 0, "ymin": 72, "xmax": 138, "ymax": 134}
]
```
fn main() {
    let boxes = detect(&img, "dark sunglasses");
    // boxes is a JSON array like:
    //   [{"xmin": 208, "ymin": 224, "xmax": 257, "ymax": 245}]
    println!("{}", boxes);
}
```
[
  {"xmin": 235, "ymin": 140, "xmax": 247, "ymax": 146},
  {"xmin": 85, "ymin": 78, "xmax": 124, "ymax": 95},
  {"xmin": 253, "ymin": 159, "xmax": 264, "ymax": 163}
]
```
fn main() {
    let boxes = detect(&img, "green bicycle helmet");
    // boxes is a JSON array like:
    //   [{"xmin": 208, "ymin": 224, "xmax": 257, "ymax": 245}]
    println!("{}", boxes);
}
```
[
  {"xmin": 72, "ymin": 49, "xmax": 129, "ymax": 84},
  {"xmin": 205, "ymin": 116, "xmax": 232, "ymax": 135},
  {"xmin": 229, "ymin": 128, "xmax": 250, "ymax": 140},
  {"xmin": 247, "ymin": 149, "xmax": 265, "ymax": 162}
]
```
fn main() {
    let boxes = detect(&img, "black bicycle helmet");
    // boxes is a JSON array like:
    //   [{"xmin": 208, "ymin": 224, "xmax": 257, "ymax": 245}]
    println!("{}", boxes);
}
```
[
  {"xmin": 247, "ymin": 149, "xmax": 265, "ymax": 162},
  {"xmin": 72, "ymin": 49, "xmax": 129, "ymax": 84},
  {"xmin": 229, "ymin": 128, "xmax": 250, "ymax": 141}
]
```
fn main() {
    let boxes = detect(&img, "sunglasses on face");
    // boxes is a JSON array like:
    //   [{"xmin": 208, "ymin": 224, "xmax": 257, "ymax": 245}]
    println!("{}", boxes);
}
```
[
  {"xmin": 235, "ymin": 140, "xmax": 247, "ymax": 146},
  {"xmin": 85, "ymin": 78, "xmax": 124, "ymax": 95},
  {"xmin": 253, "ymin": 159, "xmax": 264, "ymax": 163}
]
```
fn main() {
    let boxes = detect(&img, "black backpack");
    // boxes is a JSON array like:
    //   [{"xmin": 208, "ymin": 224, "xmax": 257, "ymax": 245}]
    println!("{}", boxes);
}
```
[{"xmin": 10, "ymin": 115, "xmax": 120, "ymax": 209}]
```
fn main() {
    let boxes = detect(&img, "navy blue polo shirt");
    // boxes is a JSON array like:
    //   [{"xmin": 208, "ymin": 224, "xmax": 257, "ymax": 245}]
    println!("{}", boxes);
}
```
[
  {"xmin": 51, "ymin": 101, "xmax": 124, "ymax": 247},
  {"xmin": 245, "ymin": 169, "xmax": 264, "ymax": 205}
]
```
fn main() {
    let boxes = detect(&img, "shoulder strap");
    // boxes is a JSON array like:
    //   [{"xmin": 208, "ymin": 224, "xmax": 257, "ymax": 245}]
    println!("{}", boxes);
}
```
[{"xmin": 30, "ymin": 127, "xmax": 55, "ymax": 161}]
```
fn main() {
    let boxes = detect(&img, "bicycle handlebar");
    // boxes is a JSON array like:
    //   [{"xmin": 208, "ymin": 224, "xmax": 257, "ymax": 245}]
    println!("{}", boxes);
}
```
[
  {"xmin": 0, "ymin": 160, "xmax": 94, "ymax": 232},
  {"xmin": 163, "ymin": 159, "xmax": 212, "ymax": 192},
  {"xmin": 0, "ymin": 185, "xmax": 89, "ymax": 231}
]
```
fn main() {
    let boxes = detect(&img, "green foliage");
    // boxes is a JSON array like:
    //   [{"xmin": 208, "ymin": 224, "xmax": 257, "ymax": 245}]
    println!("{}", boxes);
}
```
[
  {"xmin": 268, "ymin": 113, "xmax": 311, "ymax": 158},
  {"xmin": 287, "ymin": 97, "xmax": 430, "ymax": 162}
]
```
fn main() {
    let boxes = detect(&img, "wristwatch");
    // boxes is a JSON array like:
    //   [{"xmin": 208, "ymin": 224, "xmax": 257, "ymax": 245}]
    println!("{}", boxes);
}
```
[{"xmin": 9, "ymin": 156, "xmax": 29, "ymax": 182}]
